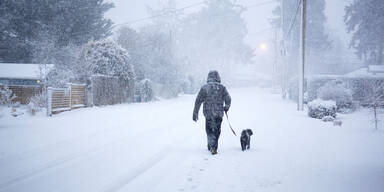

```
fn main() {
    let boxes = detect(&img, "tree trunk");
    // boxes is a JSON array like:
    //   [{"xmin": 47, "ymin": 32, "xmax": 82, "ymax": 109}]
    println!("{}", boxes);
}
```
[
  {"xmin": 374, "ymin": 104, "xmax": 378, "ymax": 130},
  {"xmin": 378, "ymin": 43, "xmax": 383, "ymax": 65}
]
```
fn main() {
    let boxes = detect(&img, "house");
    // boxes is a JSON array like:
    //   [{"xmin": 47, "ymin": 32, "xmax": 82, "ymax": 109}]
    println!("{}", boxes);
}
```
[
  {"xmin": 345, "ymin": 65, "xmax": 384, "ymax": 77},
  {"xmin": 0, "ymin": 63, "xmax": 53, "ymax": 104}
]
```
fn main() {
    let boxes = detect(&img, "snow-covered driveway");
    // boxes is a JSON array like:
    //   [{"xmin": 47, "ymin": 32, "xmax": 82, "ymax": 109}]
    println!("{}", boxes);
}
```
[{"xmin": 1, "ymin": 87, "xmax": 383, "ymax": 192}]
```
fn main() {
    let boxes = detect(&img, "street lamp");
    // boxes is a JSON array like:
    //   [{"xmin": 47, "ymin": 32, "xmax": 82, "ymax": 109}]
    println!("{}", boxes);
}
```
[{"xmin": 259, "ymin": 43, "xmax": 267, "ymax": 51}]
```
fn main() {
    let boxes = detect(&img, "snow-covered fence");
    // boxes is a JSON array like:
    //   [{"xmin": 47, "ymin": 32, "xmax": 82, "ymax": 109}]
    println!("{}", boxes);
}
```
[
  {"xmin": 90, "ymin": 75, "xmax": 134, "ymax": 106},
  {"xmin": 0, "ymin": 85, "xmax": 42, "ymax": 104},
  {"xmin": 70, "ymin": 84, "xmax": 86, "ymax": 108},
  {"xmin": 47, "ymin": 84, "xmax": 87, "ymax": 116}
]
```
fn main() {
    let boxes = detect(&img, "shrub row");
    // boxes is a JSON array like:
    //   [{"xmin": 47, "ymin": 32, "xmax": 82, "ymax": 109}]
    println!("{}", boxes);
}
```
[{"xmin": 288, "ymin": 75, "xmax": 384, "ymax": 105}]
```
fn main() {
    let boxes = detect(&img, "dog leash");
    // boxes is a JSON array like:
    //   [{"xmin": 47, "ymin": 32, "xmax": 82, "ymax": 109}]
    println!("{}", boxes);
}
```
[{"xmin": 225, "ymin": 111, "xmax": 237, "ymax": 136}]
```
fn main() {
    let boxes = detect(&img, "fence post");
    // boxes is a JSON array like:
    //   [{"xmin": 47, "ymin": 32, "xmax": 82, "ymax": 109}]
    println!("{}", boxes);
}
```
[
  {"xmin": 86, "ymin": 77, "xmax": 93, "ymax": 107},
  {"xmin": 47, "ymin": 87, "xmax": 52, "ymax": 117},
  {"xmin": 68, "ymin": 83, "xmax": 72, "ymax": 110}
]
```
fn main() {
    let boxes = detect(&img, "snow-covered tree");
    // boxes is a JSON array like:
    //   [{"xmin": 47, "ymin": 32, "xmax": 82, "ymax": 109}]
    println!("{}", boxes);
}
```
[
  {"xmin": 345, "ymin": 0, "xmax": 384, "ymax": 65},
  {"xmin": 178, "ymin": 0, "xmax": 253, "ymax": 82},
  {"xmin": 32, "ymin": 35, "xmax": 80, "ymax": 87},
  {"xmin": 116, "ymin": 26, "xmax": 181, "ymax": 98},
  {"xmin": 0, "ymin": 0, "xmax": 114, "ymax": 63},
  {"xmin": 77, "ymin": 39, "xmax": 135, "ymax": 81},
  {"xmin": 116, "ymin": 27, "xmax": 147, "ymax": 81}
]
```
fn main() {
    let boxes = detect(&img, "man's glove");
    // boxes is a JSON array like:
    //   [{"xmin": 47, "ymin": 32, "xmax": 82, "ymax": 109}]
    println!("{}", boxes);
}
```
[
  {"xmin": 224, "ymin": 105, "xmax": 230, "ymax": 113},
  {"xmin": 193, "ymin": 113, "xmax": 198, "ymax": 122}
]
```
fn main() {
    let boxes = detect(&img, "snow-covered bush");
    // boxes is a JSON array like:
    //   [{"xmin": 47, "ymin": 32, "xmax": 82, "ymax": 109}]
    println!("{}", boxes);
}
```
[
  {"xmin": 27, "ymin": 94, "xmax": 46, "ymax": 116},
  {"xmin": 136, "ymin": 79, "xmax": 154, "ymax": 102},
  {"xmin": 322, "ymin": 115, "xmax": 335, "ymax": 122},
  {"xmin": 307, "ymin": 99, "xmax": 337, "ymax": 119},
  {"xmin": 11, "ymin": 107, "xmax": 24, "ymax": 117},
  {"xmin": 333, "ymin": 120, "xmax": 343, "ymax": 126},
  {"xmin": 77, "ymin": 39, "xmax": 135, "ymax": 81},
  {"xmin": 306, "ymin": 76, "xmax": 336, "ymax": 102},
  {"xmin": 317, "ymin": 80, "xmax": 354, "ymax": 113},
  {"xmin": 0, "ymin": 86, "xmax": 16, "ymax": 107}
]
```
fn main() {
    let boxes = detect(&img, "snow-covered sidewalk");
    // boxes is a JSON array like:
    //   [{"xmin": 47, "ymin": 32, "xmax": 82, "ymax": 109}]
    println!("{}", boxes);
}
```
[{"xmin": 0, "ymin": 87, "xmax": 383, "ymax": 192}]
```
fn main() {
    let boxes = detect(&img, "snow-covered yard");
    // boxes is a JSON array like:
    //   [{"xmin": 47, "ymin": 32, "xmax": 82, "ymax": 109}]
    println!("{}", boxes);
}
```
[{"xmin": 0, "ymin": 87, "xmax": 383, "ymax": 192}]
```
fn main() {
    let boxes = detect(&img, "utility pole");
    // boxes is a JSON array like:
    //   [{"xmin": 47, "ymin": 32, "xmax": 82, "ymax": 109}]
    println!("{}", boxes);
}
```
[
  {"xmin": 280, "ymin": 0, "xmax": 287, "ymax": 99},
  {"xmin": 273, "ymin": 27, "xmax": 278, "ymax": 93},
  {"xmin": 298, "ymin": 0, "xmax": 306, "ymax": 111}
]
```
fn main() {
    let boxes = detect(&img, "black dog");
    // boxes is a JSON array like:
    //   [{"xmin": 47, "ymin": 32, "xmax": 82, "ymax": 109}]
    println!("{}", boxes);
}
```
[{"xmin": 240, "ymin": 129, "xmax": 253, "ymax": 151}]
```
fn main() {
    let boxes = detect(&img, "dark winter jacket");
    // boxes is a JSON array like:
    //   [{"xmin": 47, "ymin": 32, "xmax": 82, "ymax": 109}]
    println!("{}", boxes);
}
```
[{"xmin": 193, "ymin": 71, "xmax": 231, "ymax": 119}]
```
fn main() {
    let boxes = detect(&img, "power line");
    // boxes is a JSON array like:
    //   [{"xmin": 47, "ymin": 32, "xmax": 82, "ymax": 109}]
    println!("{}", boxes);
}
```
[
  {"xmin": 247, "ymin": 27, "xmax": 274, "ymax": 36},
  {"xmin": 285, "ymin": 0, "xmax": 302, "ymax": 37},
  {"xmin": 244, "ymin": 0, "xmax": 276, "ymax": 9},
  {"xmin": 112, "ymin": 1, "xmax": 206, "ymax": 28},
  {"xmin": 113, "ymin": 0, "xmax": 276, "ymax": 28},
  {"xmin": 45, "ymin": 0, "xmax": 276, "ymax": 38}
]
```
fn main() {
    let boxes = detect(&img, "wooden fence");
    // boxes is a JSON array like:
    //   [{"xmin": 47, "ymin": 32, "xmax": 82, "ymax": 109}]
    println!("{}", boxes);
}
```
[
  {"xmin": 0, "ymin": 85, "xmax": 42, "ymax": 104},
  {"xmin": 47, "ymin": 84, "xmax": 86, "ymax": 116}
]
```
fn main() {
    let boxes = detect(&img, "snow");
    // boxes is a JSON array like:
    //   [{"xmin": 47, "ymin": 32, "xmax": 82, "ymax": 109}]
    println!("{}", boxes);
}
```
[
  {"xmin": 0, "ymin": 63, "xmax": 54, "ymax": 80},
  {"xmin": 0, "ymin": 87, "xmax": 383, "ymax": 192},
  {"xmin": 308, "ymin": 99, "xmax": 337, "ymax": 110}
]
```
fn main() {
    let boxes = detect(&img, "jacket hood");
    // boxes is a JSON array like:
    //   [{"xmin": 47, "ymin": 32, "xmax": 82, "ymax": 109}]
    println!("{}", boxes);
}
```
[{"xmin": 207, "ymin": 70, "xmax": 221, "ymax": 83}]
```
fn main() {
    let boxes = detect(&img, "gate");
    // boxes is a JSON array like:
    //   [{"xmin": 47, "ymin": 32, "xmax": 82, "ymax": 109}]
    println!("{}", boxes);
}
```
[{"xmin": 47, "ymin": 84, "xmax": 86, "ymax": 116}]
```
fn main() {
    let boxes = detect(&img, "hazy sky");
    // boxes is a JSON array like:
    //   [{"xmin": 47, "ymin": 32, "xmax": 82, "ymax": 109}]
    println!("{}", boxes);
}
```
[
  {"xmin": 106, "ymin": 0, "xmax": 277, "ymax": 49},
  {"xmin": 106, "ymin": 0, "xmax": 352, "ymax": 54}
]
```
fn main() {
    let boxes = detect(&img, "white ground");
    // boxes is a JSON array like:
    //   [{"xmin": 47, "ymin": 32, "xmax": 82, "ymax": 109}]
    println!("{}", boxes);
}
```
[{"xmin": 0, "ymin": 87, "xmax": 383, "ymax": 192}]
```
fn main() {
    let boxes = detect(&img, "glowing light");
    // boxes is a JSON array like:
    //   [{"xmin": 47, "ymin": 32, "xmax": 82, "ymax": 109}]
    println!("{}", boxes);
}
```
[{"xmin": 259, "ymin": 43, "xmax": 267, "ymax": 51}]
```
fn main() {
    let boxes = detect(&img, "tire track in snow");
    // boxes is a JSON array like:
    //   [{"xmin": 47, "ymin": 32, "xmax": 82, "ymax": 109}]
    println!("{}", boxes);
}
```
[
  {"xmin": 99, "ymin": 135, "xmax": 192, "ymax": 192},
  {"xmin": 99, "ymin": 144, "xmax": 174, "ymax": 192},
  {"xmin": 0, "ymin": 124, "xmax": 124, "ymax": 163},
  {"xmin": 0, "ymin": 134, "xmax": 126, "ymax": 191},
  {"xmin": 0, "ymin": 123, "xmax": 181, "ymax": 191}
]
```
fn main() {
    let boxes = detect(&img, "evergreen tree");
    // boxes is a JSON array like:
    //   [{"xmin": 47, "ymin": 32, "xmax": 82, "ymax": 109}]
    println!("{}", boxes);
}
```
[
  {"xmin": 0, "ymin": 0, "xmax": 114, "ymax": 63},
  {"xmin": 116, "ymin": 27, "xmax": 146, "ymax": 80},
  {"xmin": 180, "ymin": 0, "xmax": 253, "ymax": 80},
  {"xmin": 345, "ymin": 0, "xmax": 384, "ymax": 65}
]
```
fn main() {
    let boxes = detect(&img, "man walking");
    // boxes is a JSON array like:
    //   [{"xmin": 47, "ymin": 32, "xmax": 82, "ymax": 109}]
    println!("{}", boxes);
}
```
[{"xmin": 193, "ymin": 70, "xmax": 231, "ymax": 155}]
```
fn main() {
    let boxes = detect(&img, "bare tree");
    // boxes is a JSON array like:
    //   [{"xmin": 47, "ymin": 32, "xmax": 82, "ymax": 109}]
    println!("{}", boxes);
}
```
[{"xmin": 365, "ymin": 80, "xmax": 384, "ymax": 130}]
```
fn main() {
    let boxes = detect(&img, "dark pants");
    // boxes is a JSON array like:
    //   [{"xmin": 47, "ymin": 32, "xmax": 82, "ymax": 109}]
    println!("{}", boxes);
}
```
[{"xmin": 205, "ymin": 117, "xmax": 222, "ymax": 150}]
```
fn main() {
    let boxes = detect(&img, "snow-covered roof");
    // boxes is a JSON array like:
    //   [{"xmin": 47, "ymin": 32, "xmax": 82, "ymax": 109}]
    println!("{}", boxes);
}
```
[
  {"xmin": 0, "ymin": 63, "xmax": 54, "ymax": 79},
  {"xmin": 368, "ymin": 65, "xmax": 384, "ymax": 73},
  {"xmin": 344, "ymin": 66, "xmax": 384, "ymax": 78}
]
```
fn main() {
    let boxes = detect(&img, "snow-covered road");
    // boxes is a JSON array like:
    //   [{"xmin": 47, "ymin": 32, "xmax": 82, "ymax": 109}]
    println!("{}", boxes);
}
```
[{"xmin": 1, "ymin": 87, "xmax": 383, "ymax": 192}]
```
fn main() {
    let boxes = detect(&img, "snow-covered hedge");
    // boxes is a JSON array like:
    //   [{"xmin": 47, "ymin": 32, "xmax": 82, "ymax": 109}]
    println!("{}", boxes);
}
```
[
  {"xmin": 317, "ymin": 80, "xmax": 354, "ymax": 112},
  {"xmin": 91, "ymin": 75, "xmax": 135, "ymax": 105},
  {"xmin": 307, "ymin": 99, "xmax": 337, "ymax": 119},
  {"xmin": 289, "ymin": 76, "xmax": 384, "ymax": 107}
]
